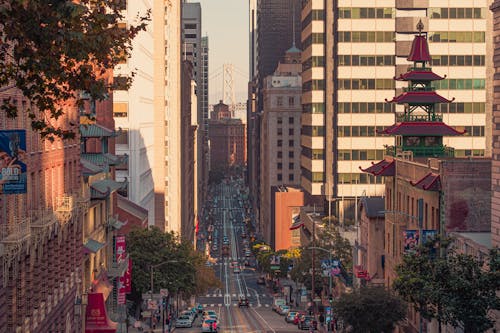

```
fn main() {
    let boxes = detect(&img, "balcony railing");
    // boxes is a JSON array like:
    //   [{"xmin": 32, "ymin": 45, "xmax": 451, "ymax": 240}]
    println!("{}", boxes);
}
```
[
  {"xmin": 30, "ymin": 209, "xmax": 57, "ymax": 229},
  {"xmin": 396, "ymin": 113, "xmax": 442, "ymax": 122},
  {"xmin": 0, "ymin": 218, "xmax": 31, "ymax": 243},
  {"xmin": 56, "ymin": 195, "xmax": 74, "ymax": 212},
  {"xmin": 386, "ymin": 145, "xmax": 455, "ymax": 158}
]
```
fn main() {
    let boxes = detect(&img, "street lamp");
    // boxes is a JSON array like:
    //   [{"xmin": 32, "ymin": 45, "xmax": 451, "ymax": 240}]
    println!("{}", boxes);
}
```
[{"xmin": 308, "ymin": 246, "xmax": 334, "ymax": 332}]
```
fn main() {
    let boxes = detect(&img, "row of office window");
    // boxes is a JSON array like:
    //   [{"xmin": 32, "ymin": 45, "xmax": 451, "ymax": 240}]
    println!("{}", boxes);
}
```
[
  {"xmin": 338, "ymin": 173, "xmax": 385, "ymax": 184},
  {"xmin": 302, "ymin": 147, "xmax": 324, "ymax": 160},
  {"xmin": 431, "ymin": 55, "xmax": 485, "ymax": 66},
  {"xmin": 303, "ymin": 56, "xmax": 325, "ymax": 71},
  {"xmin": 429, "ymin": 31, "xmax": 485, "ymax": 43},
  {"xmin": 303, "ymin": 33, "xmax": 325, "ymax": 49},
  {"xmin": 277, "ymin": 162, "xmax": 295, "ymax": 170},
  {"xmin": 436, "ymin": 102, "xmax": 485, "ymax": 114},
  {"xmin": 339, "ymin": 55, "xmax": 394, "ymax": 66},
  {"xmin": 302, "ymin": 9, "xmax": 324, "ymax": 29},
  {"xmin": 302, "ymin": 126, "xmax": 325, "ymax": 137},
  {"xmin": 277, "ymin": 173, "xmax": 295, "ymax": 182},
  {"xmin": 303, "ymin": 79, "xmax": 325, "ymax": 92},
  {"xmin": 339, "ymin": 7, "xmax": 394, "ymax": 19},
  {"xmin": 277, "ymin": 151, "xmax": 295, "ymax": 159},
  {"xmin": 433, "ymin": 79, "xmax": 485, "ymax": 90},
  {"xmin": 338, "ymin": 31, "xmax": 395, "ymax": 43},
  {"xmin": 428, "ymin": 7, "xmax": 486, "ymax": 19},
  {"xmin": 277, "ymin": 139, "xmax": 295, "ymax": 147},
  {"xmin": 338, "ymin": 125, "xmax": 485, "ymax": 137},
  {"xmin": 338, "ymin": 150, "xmax": 385, "ymax": 161},
  {"xmin": 303, "ymin": 103, "xmax": 325, "ymax": 114},
  {"xmin": 339, "ymin": 79, "xmax": 395, "ymax": 90},
  {"xmin": 338, "ymin": 102, "xmax": 394, "ymax": 113},
  {"xmin": 337, "ymin": 54, "xmax": 485, "ymax": 67}
]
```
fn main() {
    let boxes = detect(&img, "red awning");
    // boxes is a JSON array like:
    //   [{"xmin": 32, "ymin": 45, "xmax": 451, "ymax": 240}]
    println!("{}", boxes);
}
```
[
  {"xmin": 85, "ymin": 293, "xmax": 117, "ymax": 333},
  {"xmin": 410, "ymin": 172, "xmax": 441, "ymax": 191},
  {"xmin": 395, "ymin": 71, "xmax": 445, "ymax": 82},
  {"xmin": 386, "ymin": 91, "xmax": 454, "ymax": 105},
  {"xmin": 379, "ymin": 122, "xmax": 466, "ymax": 136},
  {"xmin": 407, "ymin": 35, "xmax": 431, "ymax": 62},
  {"xmin": 359, "ymin": 159, "xmax": 395, "ymax": 176}
]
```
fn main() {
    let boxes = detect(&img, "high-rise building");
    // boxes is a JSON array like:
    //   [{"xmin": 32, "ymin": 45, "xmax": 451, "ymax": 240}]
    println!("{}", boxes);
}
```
[
  {"xmin": 491, "ymin": 0, "xmax": 500, "ymax": 249},
  {"xmin": 260, "ymin": 47, "xmax": 303, "ymax": 246},
  {"xmin": 113, "ymin": 0, "xmax": 156, "ymax": 223},
  {"xmin": 182, "ymin": 2, "xmax": 208, "ymax": 216},
  {"xmin": 300, "ymin": 1, "xmax": 492, "ymax": 219}
]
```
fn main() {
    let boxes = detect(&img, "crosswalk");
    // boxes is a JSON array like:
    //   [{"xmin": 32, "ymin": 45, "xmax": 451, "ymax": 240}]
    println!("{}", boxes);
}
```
[
  {"xmin": 204, "ymin": 293, "xmax": 268, "ymax": 297},
  {"xmin": 201, "ymin": 303, "xmax": 270, "ymax": 308}
]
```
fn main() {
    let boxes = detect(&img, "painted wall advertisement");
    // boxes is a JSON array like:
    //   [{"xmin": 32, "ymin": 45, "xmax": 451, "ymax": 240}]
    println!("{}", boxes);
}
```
[
  {"xmin": 404, "ymin": 230, "xmax": 437, "ymax": 253},
  {"xmin": 0, "ymin": 130, "xmax": 27, "ymax": 194}
]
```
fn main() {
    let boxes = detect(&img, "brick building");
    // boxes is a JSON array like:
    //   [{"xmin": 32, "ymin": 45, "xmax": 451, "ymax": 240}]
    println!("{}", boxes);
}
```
[
  {"xmin": 0, "ymin": 85, "xmax": 83, "ymax": 332},
  {"xmin": 208, "ymin": 107, "xmax": 246, "ymax": 170}
]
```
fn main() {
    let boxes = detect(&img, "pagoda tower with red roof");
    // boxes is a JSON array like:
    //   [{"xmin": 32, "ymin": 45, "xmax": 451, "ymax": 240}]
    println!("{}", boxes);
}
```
[{"xmin": 382, "ymin": 20, "xmax": 464, "ymax": 158}]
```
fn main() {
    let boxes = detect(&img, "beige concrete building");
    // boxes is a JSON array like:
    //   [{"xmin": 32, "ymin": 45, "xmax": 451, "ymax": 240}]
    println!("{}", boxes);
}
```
[
  {"xmin": 260, "ymin": 47, "xmax": 303, "ymax": 245},
  {"xmin": 300, "ymin": 0, "xmax": 492, "ymax": 220}
]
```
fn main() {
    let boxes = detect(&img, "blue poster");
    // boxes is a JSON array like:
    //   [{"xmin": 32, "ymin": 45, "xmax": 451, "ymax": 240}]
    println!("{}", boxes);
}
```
[
  {"xmin": 0, "ymin": 130, "xmax": 27, "ymax": 194},
  {"xmin": 421, "ymin": 230, "xmax": 437, "ymax": 245},
  {"xmin": 403, "ymin": 230, "xmax": 419, "ymax": 253}
]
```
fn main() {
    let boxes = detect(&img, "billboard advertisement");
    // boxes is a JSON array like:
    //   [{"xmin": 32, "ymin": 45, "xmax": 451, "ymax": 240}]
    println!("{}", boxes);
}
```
[
  {"xmin": 403, "ymin": 230, "xmax": 419, "ymax": 253},
  {"xmin": 0, "ymin": 130, "xmax": 27, "ymax": 194}
]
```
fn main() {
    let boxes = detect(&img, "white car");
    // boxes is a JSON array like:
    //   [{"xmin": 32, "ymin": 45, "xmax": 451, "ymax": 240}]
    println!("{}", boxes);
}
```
[
  {"xmin": 180, "ymin": 310, "xmax": 195, "ymax": 322},
  {"xmin": 175, "ymin": 315, "xmax": 193, "ymax": 328}
]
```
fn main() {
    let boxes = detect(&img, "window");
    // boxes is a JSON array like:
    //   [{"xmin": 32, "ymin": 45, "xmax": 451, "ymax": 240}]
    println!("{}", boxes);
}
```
[
  {"xmin": 116, "ymin": 129, "xmax": 129, "ymax": 145},
  {"xmin": 289, "ymin": 174, "xmax": 294, "ymax": 181},
  {"xmin": 277, "ymin": 163, "xmax": 283, "ymax": 170},
  {"xmin": 289, "ymin": 97, "xmax": 295, "ymax": 106},
  {"xmin": 289, "ymin": 117, "xmax": 294, "ymax": 124},
  {"xmin": 277, "ymin": 140, "xmax": 282, "ymax": 147},
  {"xmin": 288, "ymin": 140, "xmax": 294, "ymax": 147},
  {"xmin": 184, "ymin": 23, "xmax": 197, "ymax": 29},
  {"xmin": 277, "ymin": 151, "xmax": 283, "ymax": 158},
  {"xmin": 338, "ymin": 31, "xmax": 395, "ymax": 43},
  {"xmin": 113, "ymin": 102, "xmax": 128, "ymax": 117},
  {"xmin": 277, "ymin": 174, "xmax": 282, "ymax": 181},
  {"xmin": 277, "ymin": 117, "xmax": 283, "ymax": 124},
  {"xmin": 277, "ymin": 128, "xmax": 283, "ymax": 136},
  {"xmin": 289, "ymin": 163, "xmax": 294, "ymax": 169},
  {"xmin": 429, "ymin": 31, "xmax": 485, "ymax": 43},
  {"xmin": 277, "ymin": 96, "xmax": 283, "ymax": 106},
  {"xmin": 288, "ymin": 151, "xmax": 294, "ymax": 158}
]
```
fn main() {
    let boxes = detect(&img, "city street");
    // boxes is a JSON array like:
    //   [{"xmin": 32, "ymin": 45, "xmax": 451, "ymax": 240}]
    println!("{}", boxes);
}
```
[{"xmin": 189, "ymin": 178, "xmax": 303, "ymax": 333}]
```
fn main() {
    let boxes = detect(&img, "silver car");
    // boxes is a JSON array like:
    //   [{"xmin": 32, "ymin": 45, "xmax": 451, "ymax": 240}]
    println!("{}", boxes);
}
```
[{"xmin": 175, "ymin": 315, "xmax": 193, "ymax": 328}]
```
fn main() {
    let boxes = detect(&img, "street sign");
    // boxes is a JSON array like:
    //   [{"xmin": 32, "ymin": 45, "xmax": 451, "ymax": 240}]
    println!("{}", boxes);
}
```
[
  {"xmin": 147, "ymin": 299, "xmax": 158, "ymax": 310},
  {"xmin": 270, "ymin": 265, "xmax": 280, "ymax": 270},
  {"xmin": 313, "ymin": 298, "xmax": 321, "ymax": 302},
  {"xmin": 141, "ymin": 311, "xmax": 151, "ymax": 318},
  {"xmin": 160, "ymin": 289, "xmax": 169, "ymax": 297}
]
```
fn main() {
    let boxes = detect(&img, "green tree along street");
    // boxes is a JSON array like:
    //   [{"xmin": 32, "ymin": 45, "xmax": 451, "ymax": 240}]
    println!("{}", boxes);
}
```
[
  {"xmin": 127, "ymin": 227, "xmax": 221, "ymax": 302},
  {"xmin": 394, "ymin": 238, "xmax": 500, "ymax": 332},
  {"xmin": 333, "ymin": 286, "xmax": 407, "ymax": 333},
  {"xmin": 0, "ymin": 0, "xmax": 149, "ymax": 139}
]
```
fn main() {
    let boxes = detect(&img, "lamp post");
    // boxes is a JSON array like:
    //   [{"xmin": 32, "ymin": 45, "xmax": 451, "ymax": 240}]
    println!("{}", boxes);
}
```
[
  {"xmin": 149, "ymin": 260, "xmax": 183, "ymax": 333},
  {"xmin": 308, "ymin": 246, "xmax": 334, "ymax": 332}
]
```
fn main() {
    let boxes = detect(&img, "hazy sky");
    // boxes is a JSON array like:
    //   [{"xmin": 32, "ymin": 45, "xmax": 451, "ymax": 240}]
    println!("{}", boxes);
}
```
[{"xmin": 198, "ymin": 0, "xmax": 249, "ymax": 105}]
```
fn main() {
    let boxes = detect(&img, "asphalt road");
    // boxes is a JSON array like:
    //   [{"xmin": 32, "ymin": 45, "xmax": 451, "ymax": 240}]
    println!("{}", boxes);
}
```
[{"xmin": 182, "ymin": 178, "xmax": 304, "ymax": 333}]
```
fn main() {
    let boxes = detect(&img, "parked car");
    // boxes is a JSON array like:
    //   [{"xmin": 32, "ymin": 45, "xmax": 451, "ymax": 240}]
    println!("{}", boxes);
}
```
[
  {"xmin": 285, "ymin": 311, "xmax": 299, "ymax": 323},
  {"xmin": 175, "ymin": 315, "xmax": 193, "ymax": 328},
  {"xmin": 298, "ymin": 315, "xmax": 317, "ymax": 330},
  {"xmin": 238, "ymin": 296, "xmax": 249, "ymax": 307},
  {"xmin": 201, "ymin": 319, "xmax": 218, "ymax": 332},
  {"xmin": 180, "ymin": 310, "xmax": 195, "ymax": 322},
  {"xmin": 278, "ymin": 305, "xmax": 290, "ymax": 315}
]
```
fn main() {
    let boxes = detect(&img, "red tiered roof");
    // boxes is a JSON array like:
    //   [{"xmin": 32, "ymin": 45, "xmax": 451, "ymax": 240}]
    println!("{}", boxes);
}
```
[
  {"xmin": 386, "ymin": 91, "xmax": 454, "ymax": 105},
  {"xmin": 379, "ymin": 122, "xmax": 466, "ymax": 136},
  {"xmin": 408, "ymin": 35, "xmax": 431, "ymax": 62},
  {"xmin": 359, "ymin": 159, "xmax": 395, "ymax": 176},
  {"xmin": 395, "ymin": 71, "xmax": 445, "ymax": 82},
  {"xmin": 410, "ymin": 172, "xmax": 441, "ymax": 191}
]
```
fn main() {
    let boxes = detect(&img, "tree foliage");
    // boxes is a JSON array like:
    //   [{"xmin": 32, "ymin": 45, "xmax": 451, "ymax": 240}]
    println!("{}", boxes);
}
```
[
  {"xmin": 394, "ymin": 237, "xmax": 500, "ymax": 332},
  {"xmin": 333, "ymin": 286, "xmax": 407, "ymax": 333},
  {"xmin": 127, "ymin": 227, "xmax": 220, "ymax": 300},
  {"xmin": 0, "ymin": 0, "xmax": 149, "ymax": 139}
]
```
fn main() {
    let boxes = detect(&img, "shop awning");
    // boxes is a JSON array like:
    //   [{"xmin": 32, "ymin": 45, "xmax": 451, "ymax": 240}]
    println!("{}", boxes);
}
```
[
  {"xmin": 84, "ymin": 238, "xmax": 105, "ymax": 254},
  {"xmin": 85, "ymin": 293, "xmax": 117, "ymax": 333}
]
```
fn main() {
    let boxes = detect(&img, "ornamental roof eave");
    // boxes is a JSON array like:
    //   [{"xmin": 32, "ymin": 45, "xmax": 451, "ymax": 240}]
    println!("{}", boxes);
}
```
[
  {"xmin": 378, "ymin": 122, "xmax": 466, "ymax": 136},
  {"xmin": 359, "ymin": 158, "xmax": 395, "ymax": 176},
  {"xmin": 410, "ymin": 172, "xmax": 441, "ymax": 191},
  {"xmin": 385, "ymin": 91, "xmax": 455, "ymax": 105},
  {"xmin": 394, "ymin": 71, "xmax": 446, "ymax": 82}
]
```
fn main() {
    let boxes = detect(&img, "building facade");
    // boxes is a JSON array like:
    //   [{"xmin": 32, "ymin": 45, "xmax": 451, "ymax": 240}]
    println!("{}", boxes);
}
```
[
  {"xmin": 114, "ymin": 0, "xmax": 156, "ymax": 224},
  {"xmin": 0, "ymin": 87, "xmax": 83, "ymax": 332},
  {"xmin": 260, "ymin": 47, "xmax": 303, "ymax": 245},
  {"xmin": 273, "ymin": 186, "xmax": 304, "ymax": 250},
  {"xmin": 208, "ymin": 114, "xmax": 247, "ymax": 171},
  {"xmin": 491, "ymin": 0, "xmax": 500, "ymax": 248},
  {"xmin": 300, "ymin": 0, "xmax": 492, "ymax": 220}
]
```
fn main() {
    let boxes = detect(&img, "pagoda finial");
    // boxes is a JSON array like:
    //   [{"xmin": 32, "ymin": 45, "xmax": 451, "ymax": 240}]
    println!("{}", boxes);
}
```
[{"xmin": 416, "ymin": 19, "xmax": 424, "ymax": 35}]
